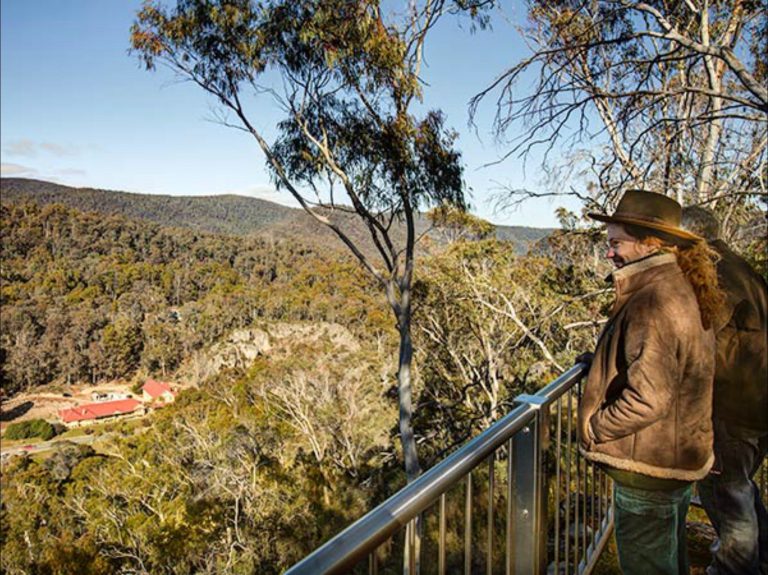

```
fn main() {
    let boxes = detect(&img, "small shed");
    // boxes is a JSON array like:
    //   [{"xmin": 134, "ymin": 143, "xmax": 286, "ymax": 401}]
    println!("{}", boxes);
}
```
[{"xmin": 141, "ymin": 380, "xmax": 176, "ymax": 404}]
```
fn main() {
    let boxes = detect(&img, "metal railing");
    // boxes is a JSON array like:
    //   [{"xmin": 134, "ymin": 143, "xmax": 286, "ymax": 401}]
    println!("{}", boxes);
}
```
[{"xmin": 285, "ymin": 363, "xmax": 615, "ymax": 575}]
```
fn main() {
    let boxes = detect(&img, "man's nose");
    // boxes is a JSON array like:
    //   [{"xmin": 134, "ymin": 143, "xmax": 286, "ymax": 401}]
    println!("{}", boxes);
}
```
[{"xmin": 606, "ymin": 246, "xmax": 616, "ymax": 259}]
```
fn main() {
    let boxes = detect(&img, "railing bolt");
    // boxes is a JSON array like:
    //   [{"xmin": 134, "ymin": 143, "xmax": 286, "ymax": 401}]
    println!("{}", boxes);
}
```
[
  {"xmin": 523, "ymin": 426, "xmax": 530, "ymax": 434},
  {"xmin": 521, "ymin": 509, "xmax": 529, "ymax": 520}
]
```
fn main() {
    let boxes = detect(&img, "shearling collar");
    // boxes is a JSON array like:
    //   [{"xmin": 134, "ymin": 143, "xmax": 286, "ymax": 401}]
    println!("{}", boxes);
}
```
[
  {"xmin": 612, "ymin": 251, "xmax": 677, "ymax": 282},
  {"xmin": 610, "ymin": 252, "xmax": 679, "ymax": 315}
]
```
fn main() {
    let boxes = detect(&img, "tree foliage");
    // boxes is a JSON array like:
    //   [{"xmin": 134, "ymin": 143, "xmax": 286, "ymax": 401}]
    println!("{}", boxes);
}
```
[
  {"xmin": 130, "ymin": 0, "xmax": 490, "ymax": 482},
  {"xmin": 473, "ymin": 0, "xmax": 766, "ymax": 244},
  {"xmin": 0, "ymin": 201, "xmax": 389, "ymax": 394},
  {"xmin": 426, "ymin": 205, "xmax": 496, "ymax": 243},
  {"xmin": 4, "ymin": 418, "xmax": 57, "ymax": 441},
  {"xmin": 413, "ymin": 237, "xmax": 611, "ymax": 460},
  {"xmin": 1, "ymin": 336, "xmax": 398, "ymax": 575}
]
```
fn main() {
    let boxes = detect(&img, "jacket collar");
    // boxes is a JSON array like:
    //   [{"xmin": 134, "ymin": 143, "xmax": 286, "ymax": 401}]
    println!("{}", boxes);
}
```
[{"xmin": 610, "ymin": 252, "xmax": 678, "ymax": 315}]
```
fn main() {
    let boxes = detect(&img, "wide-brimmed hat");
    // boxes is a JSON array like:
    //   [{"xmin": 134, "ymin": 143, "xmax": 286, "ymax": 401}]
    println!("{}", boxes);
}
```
[{"xmin": 588, "ymin": 190, "xmax": 702, "ymax": 243}]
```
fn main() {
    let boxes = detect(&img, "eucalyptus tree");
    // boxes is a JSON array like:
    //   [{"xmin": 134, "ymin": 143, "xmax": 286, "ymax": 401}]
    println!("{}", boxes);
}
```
[
  {"xmin": 473, "ymin": 0, "xmax": 767, "ymax": 231},
  {"xmin": 131, "ymin": 0, "xmax": 480, "ymax": 483},
  {"xmin": 414, "ymin": 238, "xmax": 611, "ymax": 460}
]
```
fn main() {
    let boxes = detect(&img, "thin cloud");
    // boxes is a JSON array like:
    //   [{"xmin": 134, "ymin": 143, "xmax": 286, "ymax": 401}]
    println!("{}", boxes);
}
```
[
  {"xmin": 40, "ymin": 142, "xmax": 79, "ymax": 157},
  {"xmin": 1, "ymin": 163, "xmax": 38, "ymax": 176},
  {"xmin": 4, "ymin": 139, "xmax": 80, "ymax": 158},
  {"xmin": 4, "ymin": 139, "xmax": 38, "ymax": 157}
]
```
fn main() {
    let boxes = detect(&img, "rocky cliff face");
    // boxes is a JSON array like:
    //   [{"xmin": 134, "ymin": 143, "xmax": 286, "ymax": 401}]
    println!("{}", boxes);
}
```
[{"xmin": 183, "ymin": 322, "xmax": 362, "ymax": 383}]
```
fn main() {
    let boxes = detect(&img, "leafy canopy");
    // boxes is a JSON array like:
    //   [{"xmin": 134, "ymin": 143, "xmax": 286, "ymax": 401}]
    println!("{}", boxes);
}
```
[{"xmin": 132, "ymin": 0, "xmax": 466, "ymax": 218}]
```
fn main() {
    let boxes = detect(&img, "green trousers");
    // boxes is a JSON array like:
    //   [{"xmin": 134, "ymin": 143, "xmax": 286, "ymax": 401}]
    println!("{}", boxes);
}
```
[{"xmin": 614, "ymin": 482, "xmax": 692, "ymax": 575}]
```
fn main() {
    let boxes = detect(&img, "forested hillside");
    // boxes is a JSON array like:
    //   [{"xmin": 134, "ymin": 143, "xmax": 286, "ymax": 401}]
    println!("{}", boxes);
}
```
[
  {"xmin": 0, "ymin": 197, "xmax": 613, "ymax": 573},
  {"xmin": 1, "ymin": 178, "xmax": 553, "ymax": 254},
  {"xmin": 3, "ymin": 196, "xmax": 764, "ymax": 573},
  {"xmin": 0, "ymin": 178, "xmax": 295, "ymax": 235},
  {"xmin": 0, "ymin": 201, "xmax": 389, "ymax": 395},
  {"xmin": 2, "ymin": 0, "xmax": 766, "ymax": 571},
  {"xmin": 1, "ymin": 333, "xmax": 400, "ymax": 574}
]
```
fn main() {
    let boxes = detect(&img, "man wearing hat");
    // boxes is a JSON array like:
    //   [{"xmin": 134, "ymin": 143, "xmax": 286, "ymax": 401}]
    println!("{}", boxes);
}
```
[
  {"xmin": 681, "ymin": 206, "xmax": 768, "ymax": 575},
  {"xmin": 578, "ymin": 190, "xmax": 721, "ymax": 574}
]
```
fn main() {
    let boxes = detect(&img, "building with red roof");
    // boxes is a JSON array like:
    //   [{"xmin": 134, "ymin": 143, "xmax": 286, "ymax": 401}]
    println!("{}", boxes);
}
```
[
  {"xmin": 59, "ymin": 398, "xmax": 143, "ymax": 427},
  {"xmin": 141, "ymin": 380, "xmax": 176, "ymax": 404}
]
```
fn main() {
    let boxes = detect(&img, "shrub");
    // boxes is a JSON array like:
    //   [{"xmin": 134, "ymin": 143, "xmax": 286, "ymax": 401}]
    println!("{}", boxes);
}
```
[{"xmin": 4, "ymin": 419, "xmax": 57, "ymax": 441}]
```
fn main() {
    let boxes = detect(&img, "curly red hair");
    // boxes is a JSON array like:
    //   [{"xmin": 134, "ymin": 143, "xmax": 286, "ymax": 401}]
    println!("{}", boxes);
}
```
[{"xmin": 623, "ymin": 224, "xmax": 724, "ymax": 330}]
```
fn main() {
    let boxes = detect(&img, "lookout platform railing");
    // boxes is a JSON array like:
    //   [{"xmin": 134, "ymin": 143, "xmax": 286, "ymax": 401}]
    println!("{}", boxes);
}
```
[{"xmin": 285, "ymin": 362, "xmax": 615, "ymax": 575}]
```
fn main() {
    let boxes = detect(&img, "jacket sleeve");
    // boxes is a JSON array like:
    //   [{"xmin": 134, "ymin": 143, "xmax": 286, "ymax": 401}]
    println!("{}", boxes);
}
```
[{"xmin": 590, "ymin": 311, "xmax": 679, "ymax": 443}]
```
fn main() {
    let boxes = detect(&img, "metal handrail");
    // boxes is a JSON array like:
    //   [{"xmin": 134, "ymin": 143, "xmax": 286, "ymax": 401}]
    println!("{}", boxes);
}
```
[{"xmin": 285, "ymin": 363, "xmax": 589, "ymax": 575}]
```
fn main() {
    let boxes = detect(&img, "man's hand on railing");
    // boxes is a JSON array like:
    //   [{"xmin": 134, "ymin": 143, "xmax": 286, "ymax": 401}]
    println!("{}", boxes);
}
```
[{"xmin": 575, "ymin": 351, "xmax": 594, "ymax": 368}]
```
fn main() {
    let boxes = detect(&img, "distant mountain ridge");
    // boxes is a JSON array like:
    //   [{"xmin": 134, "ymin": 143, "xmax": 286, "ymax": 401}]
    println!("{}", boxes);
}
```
[
  {"xmin": 0, "ymin": 178, "xmax": 552, "ymax": 252},
  {"xmin": 0, "ymin": 178, "xmax": 295, "ymax": 236}
]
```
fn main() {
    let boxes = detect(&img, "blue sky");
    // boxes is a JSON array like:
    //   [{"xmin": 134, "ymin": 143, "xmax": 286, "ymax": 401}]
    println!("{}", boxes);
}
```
[{"xmin": 1, "ymin": 1, "xmax": 581, "ymax": 228}]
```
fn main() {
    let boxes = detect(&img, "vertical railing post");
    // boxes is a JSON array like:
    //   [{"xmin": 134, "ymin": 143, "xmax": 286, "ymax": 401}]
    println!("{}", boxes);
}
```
[{"xmin": 513, "ymin": 394, "xmax": 549, "ymax": 575}]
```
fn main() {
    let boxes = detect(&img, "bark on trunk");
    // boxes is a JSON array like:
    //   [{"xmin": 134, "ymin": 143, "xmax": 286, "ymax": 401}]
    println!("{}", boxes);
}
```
[
  {"xmin": 397, "ymin": 304, "xmax": 422, "ymax": 483},
  {"xmin": 394, "ymin": 286, "xmax": 423, "ymax": 575}
]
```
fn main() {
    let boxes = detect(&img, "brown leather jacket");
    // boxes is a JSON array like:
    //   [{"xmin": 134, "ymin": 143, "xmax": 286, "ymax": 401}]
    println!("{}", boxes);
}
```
[
  {"xmin": 710, "ymin": 240, "xmax": 768, "ymax": 431},
  {"xmin": 578, "ymin": 253, "xmax": 715, "ymax": 481}
]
